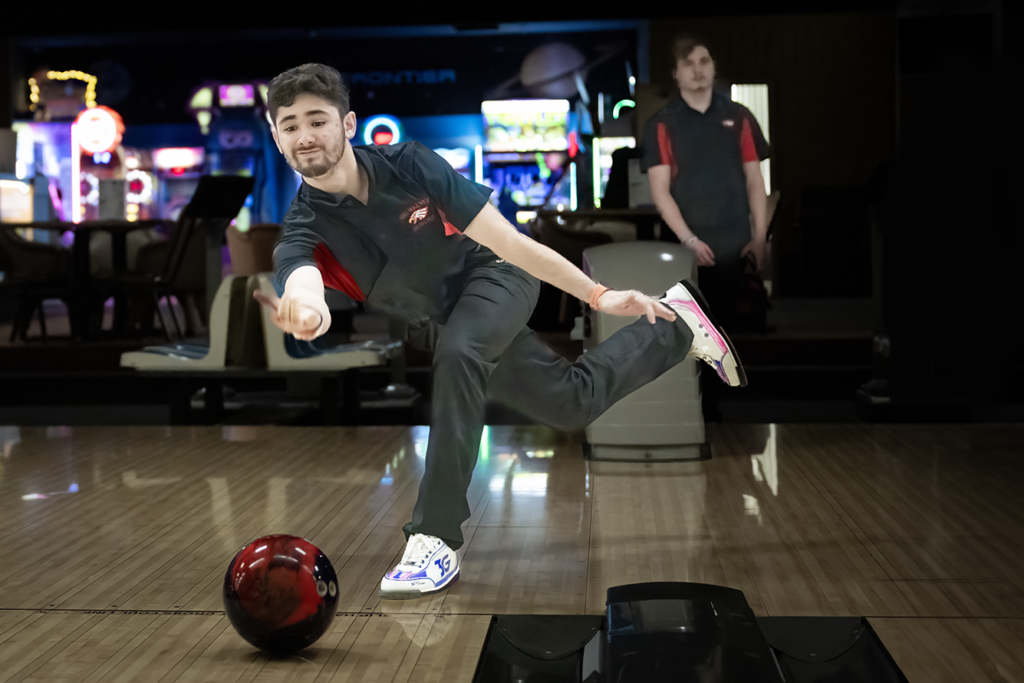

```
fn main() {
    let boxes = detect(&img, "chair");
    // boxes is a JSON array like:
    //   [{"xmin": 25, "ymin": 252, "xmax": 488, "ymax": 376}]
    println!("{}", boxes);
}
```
[
  {"xmin": 96, "ymin": 175, "xmax": 255, "ymax": 341},
  {"xmin": 119, "ymin": 274, "xmax": 239, "ymax": 370},
  {"xmin": 131, "ymin": 221, "xmax": 206, "ymax": 336},
  {"xmin": 94, "ymin": 212, "xmax": 200, "ymax": 341},
  {"xmin": 0, "ymin": 226, "xmax": 74, "ymax": 342},
  {"xmin": 226, "ymin": 223, "xmax": 282, "ymax": 276}
]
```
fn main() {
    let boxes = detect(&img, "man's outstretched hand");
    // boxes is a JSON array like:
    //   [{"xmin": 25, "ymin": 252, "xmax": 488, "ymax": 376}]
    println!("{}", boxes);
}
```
[
  {"xmin": 253, "ymin": 290, "xmax": 328, "ymax": 341},
  {"xmin": 597, "ymin": 289, "xmax": 676, "ymax": 324}
]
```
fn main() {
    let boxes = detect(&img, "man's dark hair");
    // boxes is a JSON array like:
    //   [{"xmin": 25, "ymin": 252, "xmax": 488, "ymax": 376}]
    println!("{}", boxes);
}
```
[
  {"xmin": 267, "ymin": 64, "xmax": 350, "ymax": 126},
  {"xmin": 671, "ymin": 34, "xmax": 712, "ymax": 65}
]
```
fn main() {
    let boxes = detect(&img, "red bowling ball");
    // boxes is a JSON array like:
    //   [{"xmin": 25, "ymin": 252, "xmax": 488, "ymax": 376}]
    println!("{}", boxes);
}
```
[{"xmin": 223, "ymin": 534, "xmax": 339, "ymax": 653}]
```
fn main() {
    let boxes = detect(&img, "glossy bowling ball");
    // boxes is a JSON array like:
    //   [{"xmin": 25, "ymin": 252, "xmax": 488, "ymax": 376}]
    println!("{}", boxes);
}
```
[{"xmin": 223, "ymin": 534, "xmax": 339, "ymax": 653}]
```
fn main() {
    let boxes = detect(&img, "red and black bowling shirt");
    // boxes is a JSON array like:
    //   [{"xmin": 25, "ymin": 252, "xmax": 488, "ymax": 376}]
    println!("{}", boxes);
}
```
[
  {"xmin": 641, "ymin": 91, "xmax": 770, "ymax": 245},
  {"xmin": 274, "ymin": 142, "xmax": 495, "ymax": 323}
]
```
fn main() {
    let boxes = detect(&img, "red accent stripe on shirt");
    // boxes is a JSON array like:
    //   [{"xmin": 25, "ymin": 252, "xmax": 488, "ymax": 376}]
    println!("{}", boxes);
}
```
[
  {"xmin": 438, "ymin": 207, "xmax": 462, "ymax": 236},
  {"xmin": 313, "ymin": 243, "xmax": 365, "ymax": 302},
  {"xmin": 657, "ymin": 121, "xmax": 678, "ymax": 181},
  {"xmin": 740, "ymin": 117, "xmax": 758, "ymax": 163}
]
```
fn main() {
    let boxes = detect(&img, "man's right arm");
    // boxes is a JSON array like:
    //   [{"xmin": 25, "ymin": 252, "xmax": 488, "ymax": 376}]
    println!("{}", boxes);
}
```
[
  {"xmin": 648, "ymin": 165, "xmax": 696, "ymax": 243},
  {"xmin": 261, "ymin": 223, "xmax": 331, "ymax": 340},
  {"xmin": 281, "ymin": 266, "xmax": 331, "ymax": 339}
]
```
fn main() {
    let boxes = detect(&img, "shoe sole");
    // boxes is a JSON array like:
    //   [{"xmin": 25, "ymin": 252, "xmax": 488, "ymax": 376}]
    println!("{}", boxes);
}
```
[
  {"xmin": 378, "ymin": 571, "xmax": 460, "ymax": 600},
  {"xmin": 674, "ymin": 280, "xmax": 748, "ymax": 388}
]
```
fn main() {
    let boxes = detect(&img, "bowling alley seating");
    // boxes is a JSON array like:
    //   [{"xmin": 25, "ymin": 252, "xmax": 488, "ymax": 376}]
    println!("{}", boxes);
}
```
[
  {"xmin": 578, "ymin": 241, "xmax": 707, "ymax": 461},
  {"xmin": 119, "ymin": 273, "xmax": 239, "ymax": 369},
  {"xmin": 0, "ymin": 225, "xmax": 74, "ymax": 342},
  {"xmin": 120, "ymin": 272, "xmax": 400, "ymax": 372},
  {"xmin": 127, "ymin": 217, "xmax": 207, "ymax": 338}
]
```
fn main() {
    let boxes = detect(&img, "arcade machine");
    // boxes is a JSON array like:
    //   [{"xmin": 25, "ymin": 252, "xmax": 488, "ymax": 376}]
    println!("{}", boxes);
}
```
[
  {"xmin": 150, "ymin": 146, "xmax": 205, "ymax": 223},
  {"xmin": 186, "ymin": 80, "xmax": 302, "ymax": 315},
  {"xmin": 479, "ymin": 99, "xmax": 580, "ymax": 227},
  {"xmin": 358, "ymin": 113, "xmax": 483, "ymax": 184},
  {"xmin": 187, "ymin": 81, "xmax": 264, "ymax": 233}
]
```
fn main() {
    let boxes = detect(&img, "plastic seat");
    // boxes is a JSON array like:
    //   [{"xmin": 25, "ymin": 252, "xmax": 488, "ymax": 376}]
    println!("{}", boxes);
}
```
[{"xmin": 119, "ymin": 274, "xmax": 238, "ymax": 370}]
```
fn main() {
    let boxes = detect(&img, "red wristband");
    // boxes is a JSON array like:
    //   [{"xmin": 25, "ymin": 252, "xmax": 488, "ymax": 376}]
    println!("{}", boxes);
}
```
[{"xmin": 588, "ymin": 284, "xmax": 610, "ymax": 311}]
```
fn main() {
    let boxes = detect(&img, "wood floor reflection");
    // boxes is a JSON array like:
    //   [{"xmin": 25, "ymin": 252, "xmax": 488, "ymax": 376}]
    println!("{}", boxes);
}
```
[{"xmin": 0, "ymin": 423, "xmax": 1020, "ymax": 682}]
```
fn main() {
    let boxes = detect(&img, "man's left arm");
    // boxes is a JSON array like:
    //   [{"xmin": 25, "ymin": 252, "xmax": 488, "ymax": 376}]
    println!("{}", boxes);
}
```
[
  {"xmin": 745, "ymin": 161, "xmax": 768, "ymax": 242},
  {"xmin": 412, "ymin": 142, "xmax": 673, "ymax": 323},
  {"xmin": 739, "ymin": 112, "xmax": 771, "ymax": 271},
  {"xmin": 464, "ymin": 204, "xmax": 673, "ymax": 324}
]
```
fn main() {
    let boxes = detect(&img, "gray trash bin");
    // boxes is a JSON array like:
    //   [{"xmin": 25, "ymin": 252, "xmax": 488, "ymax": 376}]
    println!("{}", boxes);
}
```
[{"xmin": 577, "ymin": 241, "xmax": 708, "ymax": 461}]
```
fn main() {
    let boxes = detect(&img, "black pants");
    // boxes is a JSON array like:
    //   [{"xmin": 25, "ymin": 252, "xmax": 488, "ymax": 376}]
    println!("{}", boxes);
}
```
[{"xmin": 402, "ymin": 260, "xmax": 695, "ymax": 549}]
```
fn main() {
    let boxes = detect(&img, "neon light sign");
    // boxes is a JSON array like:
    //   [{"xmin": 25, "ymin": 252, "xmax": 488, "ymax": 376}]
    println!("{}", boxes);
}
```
[
  {"xmin": 363, "ymin": 116, "xmax": 401, "ymax": 146},
  {"xmin": 74, "ymin": 106, "xmax": 124, "ymax": 154}
]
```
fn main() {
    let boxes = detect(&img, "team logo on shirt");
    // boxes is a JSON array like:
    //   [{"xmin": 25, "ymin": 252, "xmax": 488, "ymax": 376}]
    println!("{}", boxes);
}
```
[
  {"xmin": 722, "ymin": 119, "xmax": 735, "ymax": 127},
  {"xmin": 402, "ymin": 197, "xmax": 433, "ymax": 229}
]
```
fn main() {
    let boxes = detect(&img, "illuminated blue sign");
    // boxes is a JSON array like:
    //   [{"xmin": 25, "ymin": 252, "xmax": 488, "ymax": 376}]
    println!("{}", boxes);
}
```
[{"xmin": 347, "ymin": 70, "xmax": 456, "ymax": 86}]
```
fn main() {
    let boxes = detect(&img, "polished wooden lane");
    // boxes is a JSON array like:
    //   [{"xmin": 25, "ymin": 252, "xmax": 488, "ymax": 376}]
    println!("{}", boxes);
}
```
[
  {"xmin": 1, "ymin": 423, "xmax": 1022, "ymax": 681},
  {"xmin": 0, "ymin": 611, "xmax": 491, "ymax": 683},
  {"xmin": 868, "ymin": 617, "xmax": 1022, "ymax": 683}
]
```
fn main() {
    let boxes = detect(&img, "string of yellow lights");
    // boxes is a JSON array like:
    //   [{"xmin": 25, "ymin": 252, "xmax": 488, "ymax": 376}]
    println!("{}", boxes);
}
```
[{"xmin": 28, "ymin": 70, "xmax": 98, "ymax": 112}]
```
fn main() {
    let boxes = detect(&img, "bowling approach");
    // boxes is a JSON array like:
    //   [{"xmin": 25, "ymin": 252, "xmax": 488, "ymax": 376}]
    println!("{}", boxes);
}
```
[
  {"xmin": 217, "ymin": 533, "xmax": 909, "ymax": 681},
  {"xmin": 223, "ymin": 535, "xmax": 339, "ymax": 654}
]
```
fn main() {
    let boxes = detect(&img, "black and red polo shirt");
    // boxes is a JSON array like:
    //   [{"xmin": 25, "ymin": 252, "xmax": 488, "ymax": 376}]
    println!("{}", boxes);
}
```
[
  {"xmin": 641, "ymin": 91, "xmax": 770, "ymax": 250},
  {"xmin": 273, "ymin": 142, "xmax": 495, "ymax": 324}
]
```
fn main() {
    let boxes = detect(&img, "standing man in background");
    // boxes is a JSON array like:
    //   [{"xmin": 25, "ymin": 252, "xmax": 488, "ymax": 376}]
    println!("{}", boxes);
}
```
[{"xmin": 643, "ymin": 33, "xmax": 770, "ymax": 420}]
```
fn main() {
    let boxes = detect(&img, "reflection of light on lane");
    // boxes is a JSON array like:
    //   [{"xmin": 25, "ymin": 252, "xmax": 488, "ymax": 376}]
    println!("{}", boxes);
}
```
[
  {"xmin": 381, "ymin": 463, "xmax": 393, "ymax": 485},
  {"xmin": 751, "ymin": 424, "xmax": 779, "ymax": 497},
  {"xmin": 123, "ymin": 471, "xmax": 183, "ymax": 488},
  {"xmin": 412, "ymin": 426, "xmax": 429, "ymax": 459},
  {"xmin": 742, "ymin": 494, "xmax": 762, "ymax": 525},
  {"xmin": 411, "ymin": 426, "xmax": 497, "ymax": 462},
  {"xmin": 21, "ymin": 482, "xmax": 79, "ymax": 500},
  {"xmin": 208, "ymin": 477, "xmax": 239, "ymax": 555},
  {"xmin": 490, "ymin": 470, "xmax": 549, "ymax": 497},
  {"xmin": 267, "ymin": 478, "xmax": 289, "ymax": 527}
]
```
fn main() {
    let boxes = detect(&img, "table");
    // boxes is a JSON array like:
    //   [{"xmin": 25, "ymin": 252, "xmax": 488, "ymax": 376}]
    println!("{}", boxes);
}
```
[
  {"xmin": 3, "ymin": 220, "xmax": 173, "ymax": 339},
  {"xmin": 534, "ymin": 209, "xmax": 664, "ymax": 240}
]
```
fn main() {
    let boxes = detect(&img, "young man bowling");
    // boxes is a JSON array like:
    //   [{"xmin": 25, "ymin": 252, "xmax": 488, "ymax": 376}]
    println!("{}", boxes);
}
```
[{"xmin": 256, "ymin": 64, "xmax": 746, "ymax": 599}]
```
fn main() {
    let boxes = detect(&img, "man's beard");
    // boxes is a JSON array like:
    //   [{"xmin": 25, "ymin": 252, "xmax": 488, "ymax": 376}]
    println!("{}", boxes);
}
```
[{"xmin": 286, "ymin": 137, "xmax": 346, "ymax": 178}]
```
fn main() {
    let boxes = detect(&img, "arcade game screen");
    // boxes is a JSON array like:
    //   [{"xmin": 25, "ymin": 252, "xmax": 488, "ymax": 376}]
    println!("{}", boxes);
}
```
[
  {"xmin": 481, "ymin": 100, "xmax": 575, "ymax": 213},
  {"xmin": 482, "ymin": 100, "xmax": 569, "ymax": 153}
]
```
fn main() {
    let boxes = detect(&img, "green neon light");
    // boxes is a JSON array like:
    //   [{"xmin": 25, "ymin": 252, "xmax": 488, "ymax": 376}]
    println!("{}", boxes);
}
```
[
  {"xmin": 613, "ymin": 99, "xmax": 635, "ymax": 120},
  {"xmin": 536, "ymin": 152, "xmax": 550, "ymax": 181},
  {"xmin": 191, "ymin": 87, "xmax": 213, "ymax": 109}
]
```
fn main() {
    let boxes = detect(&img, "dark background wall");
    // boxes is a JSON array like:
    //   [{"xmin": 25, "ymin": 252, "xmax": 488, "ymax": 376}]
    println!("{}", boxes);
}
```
[{"xmin": 7, "ymin": 30, "xmax": 640, "ymax": 122}]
